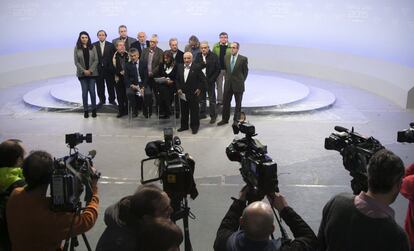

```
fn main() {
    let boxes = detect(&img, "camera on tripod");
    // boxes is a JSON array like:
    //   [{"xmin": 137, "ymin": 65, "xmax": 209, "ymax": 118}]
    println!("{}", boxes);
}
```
[
  {"xmin": 141, "ymin": 128, "xmax": 198, "ymax": 206},
  {"xmin": 397, "ymin": 122, "xmax": 414, "ymax": 143},
  {"xmin": 50, "ymin": 133, "xmax": 100, "ymax": 212},
  {"xmin": 226, "ymin": 120, "xmax": 278, "ymax": 198},
  {"xmin": 325, "ymin": 126, "xmax": 384, "ymax": 194}
]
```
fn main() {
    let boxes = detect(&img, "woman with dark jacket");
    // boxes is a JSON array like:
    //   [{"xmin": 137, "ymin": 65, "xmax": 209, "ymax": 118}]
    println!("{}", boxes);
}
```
[
  {"xmin": 74, "ymin": 31, "xmax": 99, "ymax": 118},
  {"xmin": 158, "ymin": 51, "xmax": 177, "ymax": 119}
]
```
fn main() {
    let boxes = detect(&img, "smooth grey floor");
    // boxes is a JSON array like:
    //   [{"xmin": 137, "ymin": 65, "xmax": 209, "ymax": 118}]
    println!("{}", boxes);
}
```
[{"xmin": 1, "ymin": 71, "xmax": 413, "ymax": 251}]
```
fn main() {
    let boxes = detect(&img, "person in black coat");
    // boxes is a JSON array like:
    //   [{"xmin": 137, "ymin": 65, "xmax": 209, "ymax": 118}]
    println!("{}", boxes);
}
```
[
  {"xmin": 158, "ymin": 51, "xmax": 177, "ymax": 119},
  {"xmin": 123, "ymin": 48, "xmax": 148, "ymax": 117},
  {"xmin": 112, "ymin": 40, "xmax": 129, "ymax": 118},
  {"xmin": 176, "ymin": 52, "xmax": 206, "ymax": 134},
  {"xmin": 93, "ymin": 30, "xmax": 117, "ymax": 106},
  {"xmin": 130, "ymin": 31, "xmax": 150, "ymax": 56},
  {"xmin": 194, "ymin": 41, "xmax": 220, "ymax": 124}
]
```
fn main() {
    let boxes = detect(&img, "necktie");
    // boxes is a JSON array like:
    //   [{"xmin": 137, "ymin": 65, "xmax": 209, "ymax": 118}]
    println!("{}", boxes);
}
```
[{"xmin": 230, "ymin": 56, "xmax": 235, "ymax": 72}]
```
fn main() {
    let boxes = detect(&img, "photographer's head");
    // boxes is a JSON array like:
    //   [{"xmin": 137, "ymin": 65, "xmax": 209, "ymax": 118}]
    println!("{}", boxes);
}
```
[
  {"xmin": 0, "ymin": 139, "xmax": 25, "ymax": 167},
  {"xmin": 123, "ymin": 184, "xmax": 173, "ymax": 223},
  {"xmin": 367, "ymin": 149, "xmax": 404, "ymax": 203},
  {"xmin": 141, "ymin": 217, "xmax": 183, "ymax": 251},
  {"xmin": 22, "ymin": 151, "xmax": 53, "ymax": 191},
  {"xmin": 240, "ymin": 201, "xmax": 275, "ymax": 241}
]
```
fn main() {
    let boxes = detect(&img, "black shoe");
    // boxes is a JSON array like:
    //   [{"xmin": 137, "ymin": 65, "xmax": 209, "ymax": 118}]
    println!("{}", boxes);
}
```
[
  {"xmin": 217, "ymin": 120, "xmax": 228, "ymax": 126},
  {"xmin": 210, "ymin": 117, "xmax": 217, "ymax": 124},
  {"xmin": 97, "ymin": 101, "xmax": 104, "ymax": 107},
  {"xmin": 217, "ymin": 102, "xmax": 222, "ymax": 106},
  {"xmin": 177, "ymin": 127, "xmax": 189, "ymax": 132},
  {"xmin": 200, "ymin": 114, "xmax": 207, "ymax": 119},
  {"xmin": 160, "ymin": 115, "xmax": 170, "ymax": 119},
  {"xmin": 109, "ymin": 101, "xmax": 118, "ymax": 106},
  {"xmin": 84, "ymin": 111, "xmax": 89, "ymax": 118},
  {"xmin": 92, "ymin": 109, "xmax": 97, "ymax": 118},
  {"xmin": 192, "ymin": 128, "xmax": 198, "ymax": 134},
  {"xmin": 116, "ymin": 113, "xmax": 125, "ymax": 118}
]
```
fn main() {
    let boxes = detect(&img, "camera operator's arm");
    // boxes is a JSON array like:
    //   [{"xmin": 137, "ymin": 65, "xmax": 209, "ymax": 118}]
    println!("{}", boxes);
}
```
[
  {"xmin": 213, "ymin": 187, "xmax": 248, "ymax": 251},
  {"xmin": 401, "ymin": 163, "xmax": 414, "ymax": 200},
  {"xmin": 61, "ymin": 176, "xmax": 99, "ymax": 238},
  {"xmin": 268, "ymin": 193, "xmax": 318, "ymax": 251}
]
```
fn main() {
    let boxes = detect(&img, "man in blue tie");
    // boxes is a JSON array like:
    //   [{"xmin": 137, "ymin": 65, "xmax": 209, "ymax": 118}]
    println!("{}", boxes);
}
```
[
  {"xmin": 217, "ymin": 42, "xmax": 249, "ymax": 126},
  {"xmin": 131, "ymin": 32, "xmax": 150, "ymax": 56}
]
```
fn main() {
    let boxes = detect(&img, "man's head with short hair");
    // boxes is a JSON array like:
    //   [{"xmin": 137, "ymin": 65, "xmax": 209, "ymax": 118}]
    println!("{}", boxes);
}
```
[
  {"xmin": 97, "ymin": 30, "xmax": 107, "ymax": 42},
  {"xmin": 0, "ymin": 139, "xmax": 25, "ymax": 168},
  {"xmin": 149, "ymin": 34, "xmax": 158, "ymax": 49},
  {"xmin": 231, "ymin": 42, "xmax": 240, "ymax": 56},
  {"xmin": 368, "ymin": 149, "xmax": 405, "ymax": 200},
  {"xmin": 200, "ymin": 41, "xmax": 209, "ymax": 56},
  {"xmin": 129, "ymin": 48, "xmax": 140, "ymax": 62},
  {"xmin": 240, "ymin": 201, "xmax": 275, "ymax": 241},
  {"xmin": 118, "ymin": 25, "xmax": 128, "ymax": 39},
  {"xmin": 183, "ymin": 52, "xmax": 193, "ymax": 65},
  {"xmin": 219, "ymin": 32, "xmax": 228, "ymax": 45},
  {"xmin": 137, "ymin": 32, "xmax": 146, "ymax": 43},
  {"xmin": 169, "ymin": 38, "xmax": 178, "ymax": 52},
  {"xmin": 22, "ymin": 151, "xmax": 53, "ymax": 190}
]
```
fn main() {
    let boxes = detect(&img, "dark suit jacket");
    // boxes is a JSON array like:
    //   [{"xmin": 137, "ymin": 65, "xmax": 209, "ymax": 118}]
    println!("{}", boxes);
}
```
[
  {"xmin": 224, "ymin": 54, "xmax": 248, "ymax": 93},
  {"xmin": 140, "ymin": 47, "xmax": 164, "ymax": 77},
  {"xmin": 194, "ymin": 51, "xmax": 220, "ymax": 85},
  {"xmin": 165, "ymin": 49, "xmax": 184, "ymax": 65},
  {"xmin": 176, "ymin": 63, "xmax": 206, "ymax": 95},
  {"xmin": 130, "ymin": 40, "xmax": 150, "ymax": 56},
  {"xmin": 124, "ymin": 60, "xmax": 148, "ymax": 89},
  {"xmin": 112, "ymin": 37, "xmax": 137, "ymax": 51},
  {"xmin": 92, "ymin": 41, "xmax": 116, "ymax": 73}
]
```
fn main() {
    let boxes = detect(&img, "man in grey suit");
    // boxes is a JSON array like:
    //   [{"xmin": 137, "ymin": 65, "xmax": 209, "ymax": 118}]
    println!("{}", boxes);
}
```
[
  {"xmin": 112, "ymin": 25, "xmax": 137, "ymax": 51},
  {"xmin": 217, "ymin": 42, "xmax": 248, "ymax": 126}
]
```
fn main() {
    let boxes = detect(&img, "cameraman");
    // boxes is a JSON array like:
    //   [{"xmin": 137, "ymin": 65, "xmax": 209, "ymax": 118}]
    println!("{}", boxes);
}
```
[
  {"xmin": 6, "ymin": 150, "xmax": 99, "ymax": 251},
  {"xmin": 401, "ymin": 163, "xmax": 414, "ymax": 251},
  {"xmin": 318, "ymin": 149, "xmax": 409, "ymax": 251},
  {"xmin": 95, "ymin": 184, "xmax": 174, "ymax": 251},
  {"xmin": 0, "ymin": 139, "xmax": 26, "ymax": 251},
  {"xmin": 213, "ymin": 186, "xmax": 318, "ymax": 251}
]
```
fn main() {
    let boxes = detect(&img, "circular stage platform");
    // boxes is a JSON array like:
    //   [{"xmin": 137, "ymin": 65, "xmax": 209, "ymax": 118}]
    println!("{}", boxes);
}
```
[{"xmin": 23, "ymin": 71, "xmax": 336, "ymax": 114}]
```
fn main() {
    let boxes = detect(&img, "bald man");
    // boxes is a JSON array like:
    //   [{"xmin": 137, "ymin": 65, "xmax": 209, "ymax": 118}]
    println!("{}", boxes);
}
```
[{"xmin": 214, "ymin": 187, "xmax": 317, "ymax": 251}]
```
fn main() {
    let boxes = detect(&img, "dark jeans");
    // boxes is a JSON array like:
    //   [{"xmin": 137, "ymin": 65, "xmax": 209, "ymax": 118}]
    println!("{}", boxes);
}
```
[
  {"xmin": 79, "ymin": 78, "xmax": 97, "ymax": 112},
  {"xmin": 96, "ymin": 70, "xmax": 116, "ymax": 103},
  {"xmin": 222, "ymin": 88, "xmax": 243, "ymax": 122},
  {"xmin": 180, "ymin": 93, "xmax": 199, "ymax": 130},
  {"xmin": 200, "ymin": 81, "xmax": 217, "ymax": 119},
  {"xmin": 159, "ymin": 85, "xmax": 173, "ymax": 116}
]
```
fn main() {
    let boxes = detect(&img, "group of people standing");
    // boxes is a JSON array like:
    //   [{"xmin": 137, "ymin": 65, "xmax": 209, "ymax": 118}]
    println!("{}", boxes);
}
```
[{"xmin": 73, "ymin": 26, "xmax": 248, "ymax": 134}]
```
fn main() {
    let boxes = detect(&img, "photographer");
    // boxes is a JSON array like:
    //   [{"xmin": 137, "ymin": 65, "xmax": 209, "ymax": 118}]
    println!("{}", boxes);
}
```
[
  {"xmin": 213, "ymin": 186, "xmax": 318, "ymax": 251},
  {"xmin": 140, "ymin": 216, "xmax": 183, "ymax": 251},
  {"xmin": 401, "ymin": 163, "xmax": 414, "ymax": 251},
  {"xmin": 6, "ymin": 150, "xmax": 99, "ymax": 251},
  {"xmin": 95, "ymin": 184, "xmax": 173, "ymax": 251},
  {"xmin": 0, "ymin": 139, "xmax": 26, "ymax": 251},
  {"xmin": 318, "ymin": 149, "xmax": 409, "ymax": 251}
]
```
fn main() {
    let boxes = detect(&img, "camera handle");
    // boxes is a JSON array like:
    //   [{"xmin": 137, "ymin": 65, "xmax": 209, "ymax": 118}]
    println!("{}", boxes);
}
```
[
  {"xmin": 63, "ymin": 204, "xmax": 92, "ymax": 251},
  {"xmin": 267, "ymin": 197, "xmax": 289, "ymax": 241}
]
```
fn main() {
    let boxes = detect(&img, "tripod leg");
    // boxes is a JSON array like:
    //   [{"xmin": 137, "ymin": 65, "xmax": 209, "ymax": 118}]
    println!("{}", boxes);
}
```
[{"xmin": 81, "ymin": 233, "xmax": 92, "ymax": 251}]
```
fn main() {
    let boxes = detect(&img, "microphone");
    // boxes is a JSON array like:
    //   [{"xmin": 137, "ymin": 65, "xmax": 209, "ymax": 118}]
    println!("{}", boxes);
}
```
[{"xmin": 334, "ymin": 126, "xmax": 349, "ymax": 133}]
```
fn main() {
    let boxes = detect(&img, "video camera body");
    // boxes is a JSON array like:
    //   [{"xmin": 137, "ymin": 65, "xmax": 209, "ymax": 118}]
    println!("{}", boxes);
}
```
[
  {"xmin": 397, "ymin": 123, "xmax": 414, "ymax": 143},
  {"xmin": 50, "ymin": 133, "xmax": 100, "ymax": 212},
  {"xmin": 325, "ymin": 126, "xmax": 384, "ymax": 194},
  {"xmin": 226, "ymin": 121, "xmax": 278, "ymax": 198},
  {"xmin": 141, "ymin": 128, "xmax": 198, "ymax": 208}
]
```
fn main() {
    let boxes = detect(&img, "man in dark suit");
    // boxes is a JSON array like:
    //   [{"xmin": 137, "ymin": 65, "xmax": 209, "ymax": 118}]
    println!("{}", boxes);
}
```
[
  {"xmin": 112, "ymin": 25, "xmax": 137, "ymax": 51},
  {"xmin": 93, "ymin": 30, "xmax": 117, "ymax": 106},
  {"xmin": 165, "ymin": 38, "xmax": 184, "ymax": 64},
  {"xmin": 217, "ymin": 42, "xmax": 249, "ymax": 126},
  {"xmin": 194, "ymin": 41, "xmax": 220, "ymax": 124},
  {"xmin": 176, "ymin": 52, "xmax": 206, "ymax": 134},
  {"xmin": 124, "ymin": 48, "xmax": 149, "ymax": 117},
  {"xmin": 140, "ymin": 35, "xmax": 164, "ymax": 115},
  {"xmin": 131, "ymin": 32, "xmax": 150, "ymax": 56}
]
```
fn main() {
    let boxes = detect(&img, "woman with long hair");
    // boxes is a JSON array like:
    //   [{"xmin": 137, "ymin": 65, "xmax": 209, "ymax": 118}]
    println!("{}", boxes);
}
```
[{"xmin": 74, "ymin": 31, "xmax": 98, "ymax": 118}]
